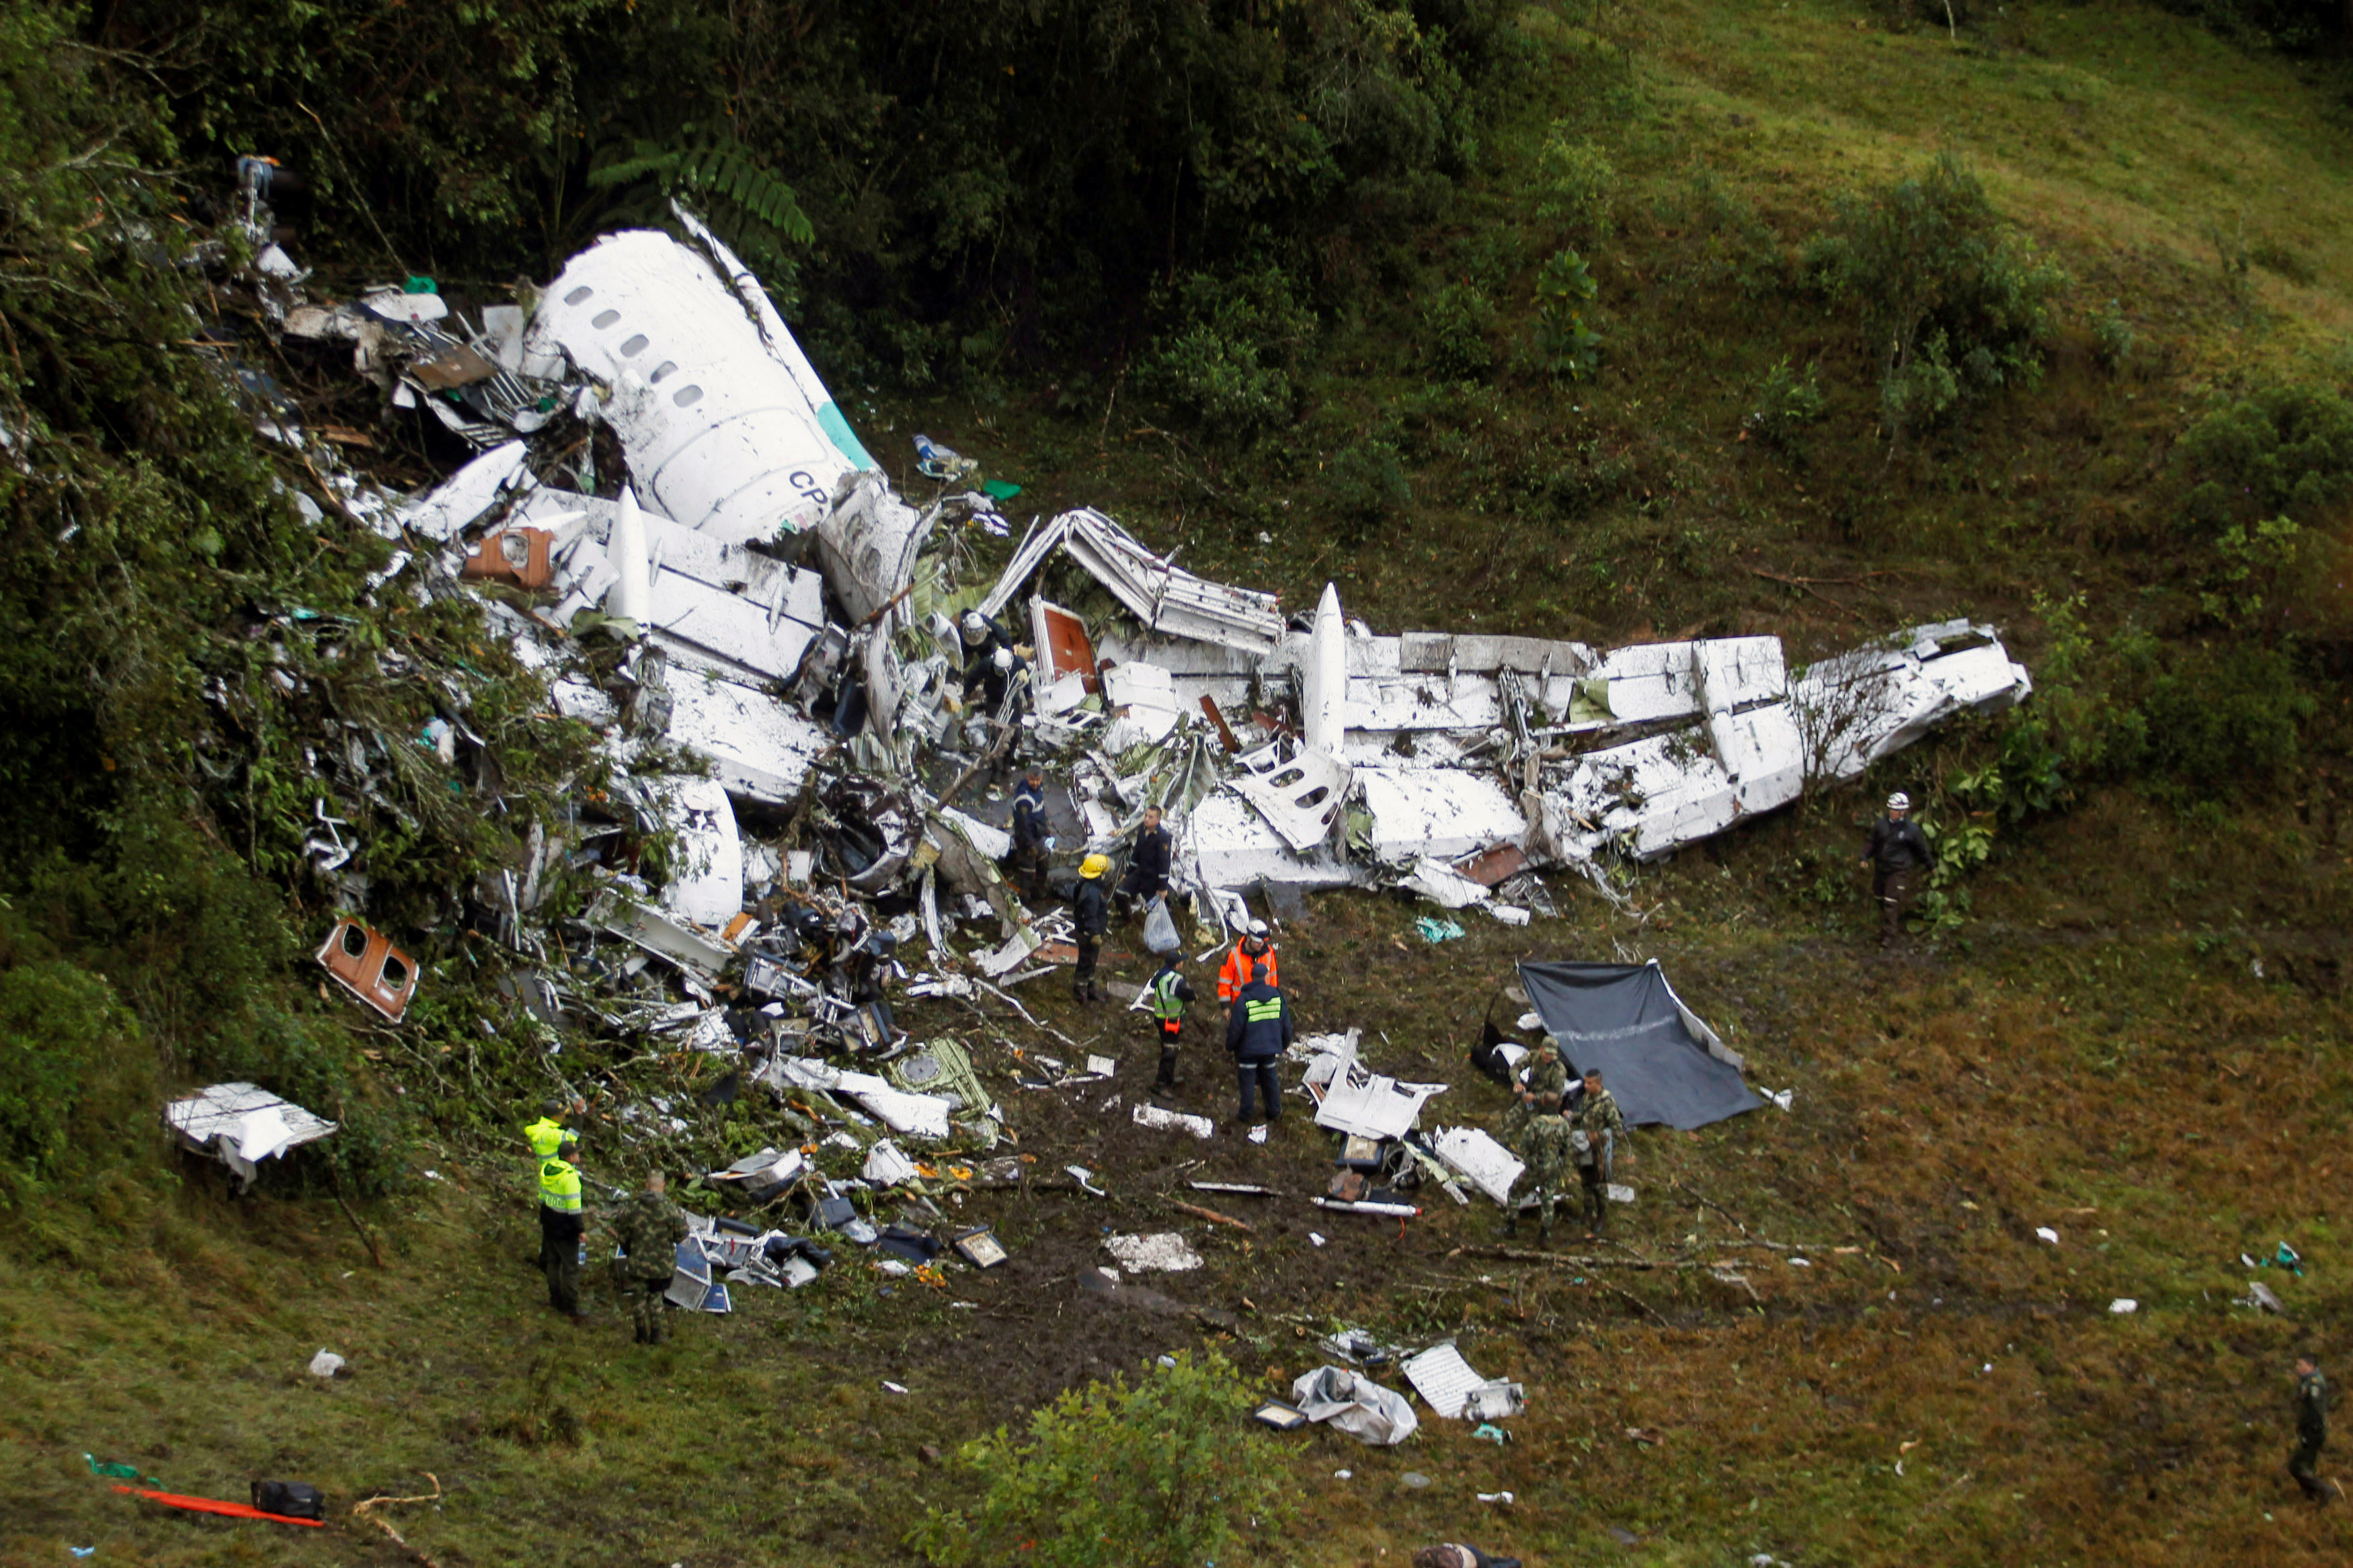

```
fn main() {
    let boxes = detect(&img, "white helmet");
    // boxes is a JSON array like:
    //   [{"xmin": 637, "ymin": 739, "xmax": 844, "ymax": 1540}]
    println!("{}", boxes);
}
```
[
  {"xmin": 1247, "ymin": 919, "xmax": 1269, "ymax": 938},
  {"xmin": 959, "ymin": 610, "xmax": 990, "ymax": 647},
  {"xmin": 1887, "ymin": 792, "xmax": 1910, "ymax": 811},
  {"xmin": 990, "ymin": 647, "xmax": 1014, "ymax": 671}
]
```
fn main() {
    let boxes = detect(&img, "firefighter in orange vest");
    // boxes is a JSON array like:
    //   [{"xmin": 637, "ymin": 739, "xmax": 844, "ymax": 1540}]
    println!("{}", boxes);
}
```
[{"xmin": 1216, "ymin": 920, "xmax": 1279, "ymax": 1004}]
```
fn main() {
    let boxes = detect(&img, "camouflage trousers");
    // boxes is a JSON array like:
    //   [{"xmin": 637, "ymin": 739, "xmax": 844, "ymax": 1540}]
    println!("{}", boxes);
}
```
[
  {"xmin": 623, "ymin": 1273, "xmax": 671, "ymax": 1343},
  {"xmin": 1517, "ymin": 1154, "xmax": 1566, "ymax": 1232}
]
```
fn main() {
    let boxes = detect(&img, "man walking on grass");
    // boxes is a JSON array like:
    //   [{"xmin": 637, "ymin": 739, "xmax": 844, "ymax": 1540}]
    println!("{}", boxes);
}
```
[{"xmin": 1861, "ymin": 791, "xmax": 1931, "ymax": 948}]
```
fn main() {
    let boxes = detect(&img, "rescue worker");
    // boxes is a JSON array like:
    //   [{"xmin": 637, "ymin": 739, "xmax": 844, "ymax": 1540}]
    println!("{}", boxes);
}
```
[
  {"xmin": 1147, "ymin": 952, "xmax": 1195, "ymax": 1091},
  {"xmin": 973, "ymin": 643, "xmax": 1029, "ymax": 716},
  {"xmin": 538, "ymin": 1133, "xmax": 587, "ymax": 1319},
  {"xmin": 1226, "ymin": 977, "xmax": 1294, "ymax": 1127},
  {"xmin": 1006, "ymin": 764, "xmax": 1051, "ymax": 903},
  {"xmin": 1511, "ymin": 1102, "xmax": 1572, "ymax": 1242},
  {"xmin": 1571, "ymin": 1068, "xmax": 1630, "ymax": 1236},
  {"xmin": 1860, "ymin": 791, "xmax": 1931, "ymax": 948},
  {"xmin": 523, "ymin": 1096, "xmax": 580, "ymax": 1267},
  {"xmin": 1116, "ymin": 803, "xmax": 1173, "ymax": 918},
  {"xmin": 611, "ymin": 1171, "xmax": 690, "ymax": 1346},
  {"xmin": 1072, "ymin": 853, "xmax": 1111, "ymax": 1003},
  {"xmin": 522, "ymin": 1097, "xmax": 577, "ymax": 1164},
  {"xmin": 957, "ymin": 608, "xmax": 1019, "ymax": 700},
  {"xmin": 1505, "ymin": 1036, "xmax": 1570, "ymax": 1147},
  {"xmin": 2290, "ymin": 1352, "xmax": 2336, "ymax": 1503},
  {"xmin": 1215, "ymin": 919, "xmax": 1279, "ymax": 1005}
]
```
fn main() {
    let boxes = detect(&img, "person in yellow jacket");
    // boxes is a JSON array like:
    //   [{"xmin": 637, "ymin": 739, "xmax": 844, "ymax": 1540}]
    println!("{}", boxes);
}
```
[
  {"xmin": 524, "ymin": 1097, "xmax": 582, "ymax": 1272},
  {"xmin": 522, "ymin": 1097, "xmax": 577, "ymax": 1162},
  {"xmin": 538, "ymin": 1134, "xmax": 588, "ymax": 1319}
]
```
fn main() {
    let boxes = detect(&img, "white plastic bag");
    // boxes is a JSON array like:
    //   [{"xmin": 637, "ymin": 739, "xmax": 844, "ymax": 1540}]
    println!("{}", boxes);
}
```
[{"xmin": 1141, "ymin": 895, "xmax": 1181, "ymax": 956}]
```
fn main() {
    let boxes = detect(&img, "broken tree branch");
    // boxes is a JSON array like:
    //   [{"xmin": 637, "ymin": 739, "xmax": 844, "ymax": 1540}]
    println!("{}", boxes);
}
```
[{"xmin": 1168, "ymin": 1200, "xmax": 1254, "ymax": 1234}]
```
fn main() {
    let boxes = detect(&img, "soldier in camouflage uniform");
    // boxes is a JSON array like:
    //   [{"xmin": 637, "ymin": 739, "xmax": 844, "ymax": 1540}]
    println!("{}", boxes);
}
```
[
  {"xmin": 611, "ymin": 1171, "xmax": 690, "ymax": 1346},
  {"xmin": 2290, "ymin": 1352, "xmax": 2336, "ymax": 1504},
  {"xmin": 1572, "ymin": 1068, "xmax": 1630, "ymax": 1235},
  {"xmin": 1504, "ymin": 1036, "xmax": 1570, "ymax": 1147},
  {"xmin": 1510, "ymin": 1105, "xmax": 1573, "ymax": 1242}
]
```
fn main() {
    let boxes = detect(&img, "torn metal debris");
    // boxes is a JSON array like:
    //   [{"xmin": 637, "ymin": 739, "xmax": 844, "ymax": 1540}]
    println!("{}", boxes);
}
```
[{"xmin": 165, "ymin": 1083, "xmax": 338, "ymax": 1191}]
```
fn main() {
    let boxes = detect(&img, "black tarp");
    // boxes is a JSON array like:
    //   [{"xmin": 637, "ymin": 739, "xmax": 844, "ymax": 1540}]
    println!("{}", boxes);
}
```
[{"xmin": 1517, "ymin": 960, "xmax": 1760, "ymax": 1130}]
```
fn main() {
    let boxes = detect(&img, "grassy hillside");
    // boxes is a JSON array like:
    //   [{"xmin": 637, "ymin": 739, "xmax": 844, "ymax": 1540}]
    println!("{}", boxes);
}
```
[{"xmin": 4, "ymin": 3, "xmax": 2350, "ymax": 1566}]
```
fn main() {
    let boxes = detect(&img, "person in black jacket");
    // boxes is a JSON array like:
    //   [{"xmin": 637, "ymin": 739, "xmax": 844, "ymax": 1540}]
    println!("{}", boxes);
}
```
[
  {"xmin": 1115, "ymin": 803, "xmax": 1173, "ymax": 919},
  {"xmin": 1006, "ymin": 764, "xmax": 1051, "ymax": 903},
  {"xmin": 957, "ymin": 609, "xmax": 1019, "ymax": 699},
  {"xmin": 1225, "ymin": 978, "xmax": 1294, "ymax": 1126},
  {"xmin": 1860, "ymin": 791, "xmax": 1931, "ymax": 948},
  {"xmin": 1072, "ymin": 854, "xmax": 1111, "ymax": 1004}
]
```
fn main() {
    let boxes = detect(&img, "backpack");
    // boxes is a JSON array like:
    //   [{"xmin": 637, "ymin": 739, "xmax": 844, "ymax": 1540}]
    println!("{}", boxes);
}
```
[{"xmin": 251, "ymin": 1480, "xmax": 325, "ymax": 1520}]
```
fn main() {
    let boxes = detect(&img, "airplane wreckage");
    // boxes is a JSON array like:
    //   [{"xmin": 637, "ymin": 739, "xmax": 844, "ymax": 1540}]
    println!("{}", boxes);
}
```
[{"xmin": 229, "ymin": 198, "xmax": 2030, "ymax": 1075}]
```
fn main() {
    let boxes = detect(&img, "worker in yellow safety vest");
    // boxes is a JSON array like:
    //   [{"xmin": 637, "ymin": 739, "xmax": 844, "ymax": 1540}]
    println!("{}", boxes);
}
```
[{"xmin": 538, "ymin": 1134, "xmax": 587, "ymax": 1320}]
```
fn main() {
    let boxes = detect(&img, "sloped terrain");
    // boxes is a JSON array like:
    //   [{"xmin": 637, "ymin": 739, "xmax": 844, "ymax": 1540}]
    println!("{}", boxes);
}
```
[{"xmin": 3, "ymin": 3, "xmax": 2352, "ymax": 1567}]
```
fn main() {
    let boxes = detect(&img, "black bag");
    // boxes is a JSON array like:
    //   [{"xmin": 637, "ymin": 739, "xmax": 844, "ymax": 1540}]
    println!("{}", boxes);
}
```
[{"xmin": 251, "ymin": 1480, "xmax": 325, "ymax": 1520}]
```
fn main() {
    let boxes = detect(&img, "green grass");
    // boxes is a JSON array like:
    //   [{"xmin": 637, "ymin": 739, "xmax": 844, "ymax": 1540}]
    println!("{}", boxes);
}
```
[{"xmin": 7, "ymin": 1, "xmax": 2353, "ymax": 1564}]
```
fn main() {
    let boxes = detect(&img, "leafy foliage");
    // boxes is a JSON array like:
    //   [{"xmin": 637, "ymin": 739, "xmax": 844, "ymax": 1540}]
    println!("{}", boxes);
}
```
[
  {"xmin": 1420, "ymin": 279, "xmax": 1499, "ymax": 378},
  {"xmin": 587, "ymin": 130, "xmax": 813, "ymax": 295},
  {"xmin": 2177, "ymin": 382, "xmax": 2353, "ymax": 538},
  {"xmin": 1804, "ymin": 153, "xmax": 2067, "ymax": 442},
  {"xmin": 101, "ymin": 0, "xmax": 1521, "ymax": 364},
  {"xmin": 1330, "ymin": 438, "xmax": 1414, "ymax": 532},
  {"xmin": 1536, "ymin": 123, "xmax": 1617, "ymax": 239},
  {"xmin": 2139, "ymin": 643, "xmax": 2311, "ymax": 794},
  {"xmin": 1144, "ymin": 266, "xmax": 1317, "ymax": 436},
  {"xmin": 1743, "ymin": 357, "xmax": 1828, "ymax": 460},
  {"xmin": 908, "ymin": 1352, "xmax": 1291, "ymax": 1568},
  {"xmin": 1533, "ymin": 248, "xmax": 1603, "ymax": 378},
  {"xmin": 0, "ymin": 947, "xmax": 147, "ymax": 1190}
]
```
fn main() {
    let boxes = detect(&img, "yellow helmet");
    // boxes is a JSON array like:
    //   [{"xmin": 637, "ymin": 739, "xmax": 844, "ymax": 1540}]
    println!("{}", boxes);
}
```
[{"xmin": 1079, "ymin": 853, "xmax": 1112, "ymax": 879}]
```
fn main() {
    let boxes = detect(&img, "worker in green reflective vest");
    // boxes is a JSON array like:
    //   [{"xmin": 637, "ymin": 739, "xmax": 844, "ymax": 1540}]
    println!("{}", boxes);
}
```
[
  {"xmin": 537, "ymin": 1134, "xmax": 587, "ymax": 1319},
  {"xmin": 524, "ymin": 1096, "xmax": 582, "ymax": 1272}
]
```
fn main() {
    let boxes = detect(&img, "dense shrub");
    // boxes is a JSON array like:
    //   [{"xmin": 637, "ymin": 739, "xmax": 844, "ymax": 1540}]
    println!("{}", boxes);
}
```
[
  {"xmin": 1144, "ymin": 266, "xmax": 1317, "ymax": 436},
  {"xmin": 1421, "ymin": 280, "xmax": 1499, "ymax": 378},
  {"xmin": 2139, "ymin": 644, "xmax": 2312, "ymax": 792},
  {"xmin": 0, "ymin": 957, "xmax": 147, "ymax": 1189},
  {"xmin": 98, "ymin": 0, "xmax": 1523, "ymax": 364},
  {"xmin": 1533, "ymin": 248, "xmax": 1603, "ymax": 379},
  {"xmin": 1330, "ymin": 438, "xmax": 1414, "ymax": 528},
  {"xmin": 1536, "ymin": 124, "xmax": 1617, "ymax": 239},
  {"xmin": 1743, "ymin": 358, "xmax": 1829, "ymax": 460},
  {"xmin": 909, "ymin": 1352, "xmax": 1291, "ymax": 1568},
  {"xmin": 1804, "ymin": 153, "xmax": 2068, "ymax": 442},
  {"xmin": 2177, "ymin": 382, "xmax": 2353, "ymax": 538}
]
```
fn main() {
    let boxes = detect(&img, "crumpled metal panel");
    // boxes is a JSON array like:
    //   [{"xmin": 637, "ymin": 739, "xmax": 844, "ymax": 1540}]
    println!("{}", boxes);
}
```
[{"xmin": 523, "ymin": 228, "xmax": 871, "ymax": 546}]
